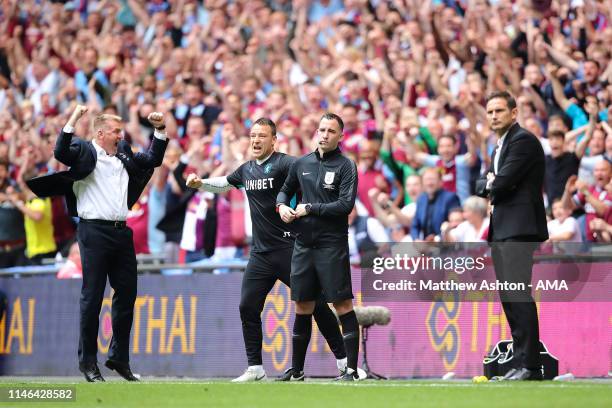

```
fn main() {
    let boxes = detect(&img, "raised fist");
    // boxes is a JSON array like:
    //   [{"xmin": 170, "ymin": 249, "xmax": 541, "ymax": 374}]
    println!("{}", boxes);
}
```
[
  {"xmin": 147, "ymin": 112, "xmax": 165, "ymax": 129},
  {"xmin": 186, "ymin": 173, "xmax": 203, "ymax": 189},
  {"xmin": 71, "ymin": 105, "xmax": 88, "ymax": 120}
]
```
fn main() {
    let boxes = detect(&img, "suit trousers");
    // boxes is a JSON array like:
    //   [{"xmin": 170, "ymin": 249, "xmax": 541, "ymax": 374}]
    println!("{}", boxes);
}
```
[
  {"xmin": 491, "ymin": 237, "xmax": 541, "ymax": 370},
  {"xmin": 77, "ymin": 222, "xmax": 137, "ymax": 369}
]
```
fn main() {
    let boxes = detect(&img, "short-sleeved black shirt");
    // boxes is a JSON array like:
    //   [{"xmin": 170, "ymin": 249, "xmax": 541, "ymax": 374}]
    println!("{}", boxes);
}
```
[{"xmin": 227, "ymin": 152, "xmax": 297, "ymax": 252}]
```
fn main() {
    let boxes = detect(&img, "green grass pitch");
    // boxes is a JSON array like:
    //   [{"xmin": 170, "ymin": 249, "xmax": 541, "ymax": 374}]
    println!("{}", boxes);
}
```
[{"xmin": 0, "ymin": 379, "xmax": 610, "ymax": 408}]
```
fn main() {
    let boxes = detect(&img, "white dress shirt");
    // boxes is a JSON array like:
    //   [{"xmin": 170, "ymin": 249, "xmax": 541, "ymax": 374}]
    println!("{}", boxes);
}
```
[
  {"xmin": 493, "ymin": 131, "xmax": 508, "ymax": 175},
  {"xmin": 73, "ymin": 139, "xmax": 130, "ymax": 221},
  {"xmin": 64, "ymin": 125, "xmax": 166, "ymax": 221},
  {"xmin": 487, "ymin": 130, "xmax": 510, "ymax": 192}
]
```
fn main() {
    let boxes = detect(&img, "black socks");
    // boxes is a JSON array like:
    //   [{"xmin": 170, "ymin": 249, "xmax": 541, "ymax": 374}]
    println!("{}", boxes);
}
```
[
  {"xmin": 292, "ymin": 313, "xmax": 312, "ymax": 372},
  {"xmin": 339, "ymin": 310, "xmax": 359, "ymax": 371},
  {"xmin": 313, "ymin": 301, "xmax": 347, "ymax": 360}
]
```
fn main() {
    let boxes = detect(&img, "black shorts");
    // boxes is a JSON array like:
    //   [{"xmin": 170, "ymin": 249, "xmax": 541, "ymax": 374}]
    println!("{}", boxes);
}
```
[
  {"xmin": 290, "ymin": 240, "xmax": 353, "ymax": 303},
  {"xmin": 242, "ymin": 247, "xmax": 293, "ymax": 299}
]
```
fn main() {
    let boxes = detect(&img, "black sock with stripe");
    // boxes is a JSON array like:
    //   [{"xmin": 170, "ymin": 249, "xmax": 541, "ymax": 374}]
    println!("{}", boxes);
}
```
[
  {"xmin": 339, "ymin": 310, "xmax": 359, "ymax": 372},
  {"xmin": 292, "ymin": 313, "xmax": 312, "ymax": 372}
]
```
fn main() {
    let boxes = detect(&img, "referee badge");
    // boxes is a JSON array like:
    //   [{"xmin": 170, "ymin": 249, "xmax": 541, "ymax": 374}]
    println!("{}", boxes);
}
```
[{"xmin": 324, "ymin": 171, "xmax": 335, "ymax": 184}]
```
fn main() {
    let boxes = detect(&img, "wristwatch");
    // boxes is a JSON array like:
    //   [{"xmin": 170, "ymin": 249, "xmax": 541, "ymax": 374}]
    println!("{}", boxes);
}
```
[
  {"xmin": 304, "ymin": 203, "xmax": 312, "ymax": 214},
  {"xmin": 155, "ymin": 125, "xmax": 166, "ymax": 131}
]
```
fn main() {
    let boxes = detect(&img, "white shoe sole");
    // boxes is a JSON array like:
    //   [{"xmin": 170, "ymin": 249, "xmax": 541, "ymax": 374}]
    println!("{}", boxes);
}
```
[
  {"xmin": 231, "ymin": 373, "xmax": 267, "ymax": 382},
  {"xmin": 337, "ymin": 368, "xmax": 367, "ymax": 380}
]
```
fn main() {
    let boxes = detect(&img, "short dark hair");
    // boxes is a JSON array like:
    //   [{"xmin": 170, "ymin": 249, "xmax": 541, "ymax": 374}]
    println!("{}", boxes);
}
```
[
  {"xmin": 485, "ymin": 91, "xmax": 517, "ymax": 110},
  {"xmin": 342, "ymin": 103, "xmax": 359, "ymax": 112},
  {"xmin": 339, "ymin": 20, "xmax": 357, "ymax": 28},
  {"xmin": 253, "ymin": 117, "xmax": 277, "ymax": 136},
  {"xmin": 185, "ymin": 78, "xmax": 204, "ymax": 92},
  {"xmin": 585, "ymin": 59, "xmax": 600, "ymax": 70},
  {"xmin": 438, "ymin": 134, "xmax": 457, "ymax": 145},
  {"xmin": 244, "ymin": 76, "xmax": 260, "ymax": 86},
  {"xmin": 548, "ymin": 130, "xmax": 565, "ymax": 140},
  {"xmin": 320, "ymin": 112, "xmax": 344, "ymax": 132},
  {"xmin": 549, "ymin": 113, "xmax": 571, "ymax": 130}
]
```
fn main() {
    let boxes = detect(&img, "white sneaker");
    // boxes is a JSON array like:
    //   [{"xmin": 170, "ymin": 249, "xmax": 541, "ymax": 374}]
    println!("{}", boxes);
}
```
[
  {"xmin": 336, "ymin": 359, "xmax": 367, "ymax": 380},
  {"xmin": 336, "ymin": 358, "xmax": 348, "ymax": 375},
  {"xmin": 231, "ymin": 366, "xmax": 267, "ymax": 382}
]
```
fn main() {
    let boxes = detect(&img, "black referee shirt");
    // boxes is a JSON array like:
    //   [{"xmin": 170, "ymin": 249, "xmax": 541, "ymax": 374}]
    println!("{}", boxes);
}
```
[
  {"xmin": 277, "ymin": 147, "xmax": 358, "ymax": 247},
  {"xmin": 227, "ymin": 152, "xmax": 297, "ymax": 252}
]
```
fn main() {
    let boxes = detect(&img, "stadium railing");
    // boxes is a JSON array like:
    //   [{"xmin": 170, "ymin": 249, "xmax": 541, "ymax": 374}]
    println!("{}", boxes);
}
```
[{"xmin": 0, "ymin": 259, "xmax": 249, "ymax": 277}]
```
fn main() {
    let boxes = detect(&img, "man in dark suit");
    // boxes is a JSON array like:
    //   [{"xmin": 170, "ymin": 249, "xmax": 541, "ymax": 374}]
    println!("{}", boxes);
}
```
[
  {"xmin": 476, "ymin": 91, "xmax": 548, "ymax": 381},
  {"xmin": 411, "ymin": 167, "xmax": 461, "ymax": 241},
  {"xmin": 27, "ymin": 105, "xmax": 168, "ymax": 382}
]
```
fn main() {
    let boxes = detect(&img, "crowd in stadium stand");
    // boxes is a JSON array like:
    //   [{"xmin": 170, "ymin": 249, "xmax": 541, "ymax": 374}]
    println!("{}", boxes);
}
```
[{"xmin": 0, "ymin": 0, "xmax": 611, "ymax": 275}]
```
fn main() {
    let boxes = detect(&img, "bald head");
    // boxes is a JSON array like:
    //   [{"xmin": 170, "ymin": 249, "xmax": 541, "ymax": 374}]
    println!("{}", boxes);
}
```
[{"xmin": 594, "ymin": 159, "xmax": 611, "ymax": 187}]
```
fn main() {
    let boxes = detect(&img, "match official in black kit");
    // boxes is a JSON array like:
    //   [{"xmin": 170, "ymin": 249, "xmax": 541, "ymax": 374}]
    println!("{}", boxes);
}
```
[
  {"xmin": 27, "ymin": 105, "xmax": 168, "ymax": 382},
  {"xmin": 277, "ymin": 112, "xmax": 361, "ymax": 381},
  {"xmin": 186, "ymin": 118, "xmax": 347, "ymax": 382}
]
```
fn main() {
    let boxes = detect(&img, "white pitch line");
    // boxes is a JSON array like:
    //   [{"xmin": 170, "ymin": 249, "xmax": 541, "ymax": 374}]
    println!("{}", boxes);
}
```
[
  {"xmin": 2, "ymin": 380, "xmax": 609, "ymax": 389},
  {"xmin": 52, "ymin": 381, "xmax": 606, "ymax": 389}
]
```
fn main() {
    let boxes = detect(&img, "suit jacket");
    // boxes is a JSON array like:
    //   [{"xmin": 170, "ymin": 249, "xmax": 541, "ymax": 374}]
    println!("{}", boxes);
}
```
[
  {"xmin": 26, "ymin": 130, "xmax": 168, "ymax": 217},
  {"xmin": 411, "ymin": 189, "xmax": 461, "ymax": 239},
  {"xmin": 475, "ymin": 123, "xmax": 548, "ymax": 242}
]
